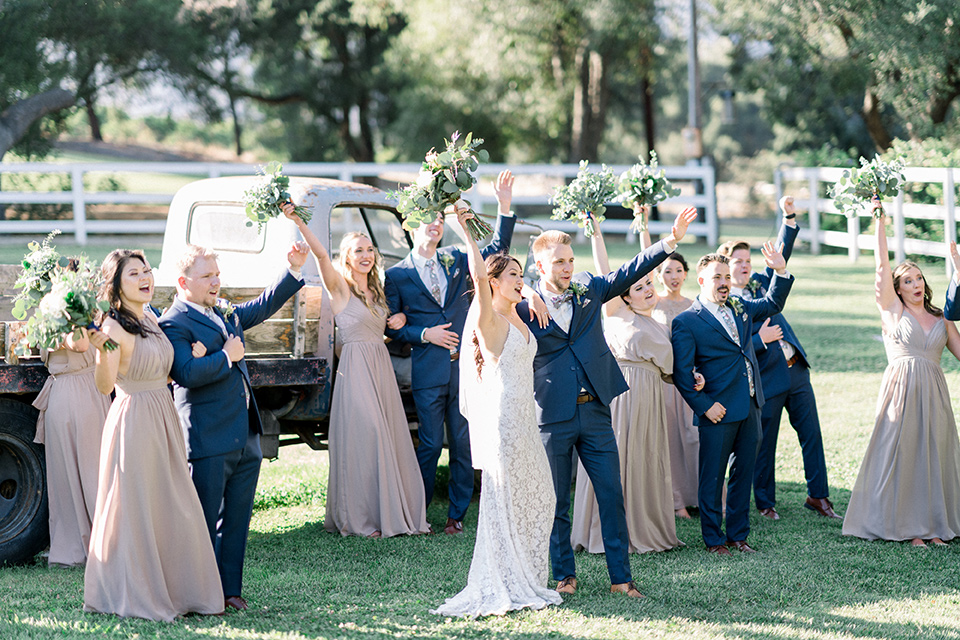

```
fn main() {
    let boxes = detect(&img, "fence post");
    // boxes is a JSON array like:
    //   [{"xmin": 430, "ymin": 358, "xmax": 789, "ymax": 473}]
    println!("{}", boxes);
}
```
[
  {"xmin": 893, "ymin": 190, "xmax": 905, "ymax": 265},
  {"xmin": 71, "ymin": 166, "xmax": 87, "ymax": 245},
  {"xmin": 705, "ymin": 166, "xmax": 719, "ymax": 246},
  {"xmin": 807, "ymin": 174, "xmax": 821, "ymax": 254},
  {"xmin": 947, "ymin": 169, "xmax": 957, "ymax": 279},
  {"xmin": 847, "ymin": 213, "xmax": 859, "ymax": 263}
]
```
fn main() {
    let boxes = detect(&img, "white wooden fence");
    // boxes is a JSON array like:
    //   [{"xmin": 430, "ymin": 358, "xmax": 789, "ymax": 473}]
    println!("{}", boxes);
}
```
[
  {"xmin": 0, "ymin": 161, "xmax": 718, "ymax": 246},
  {"xmin": 774, "ymin": 166, "xmax": 959, "ymax": 276}
]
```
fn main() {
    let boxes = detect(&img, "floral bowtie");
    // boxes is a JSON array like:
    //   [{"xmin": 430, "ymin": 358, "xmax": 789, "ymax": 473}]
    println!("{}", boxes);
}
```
[{"xmin": 551, "ymin": 291, "xmax": 573, "ymax": 308}]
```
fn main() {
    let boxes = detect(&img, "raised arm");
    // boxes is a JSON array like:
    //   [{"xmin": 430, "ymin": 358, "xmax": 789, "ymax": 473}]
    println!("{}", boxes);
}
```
[
  {"xmin": 632, "ymin": 203, "xmax": 653, "ymax": 250},
  {"xmin": 282, "ymin": 203, "xmax": 351, "ymax": 314},
  {"xmin": 455, "ymin": 208, "xmax": 508, "ymax": 357},
  {"xmin": 873, "ymin": 199, "xmax": 900, "ymax": 324},
  {"xmin": 587, "ymin": 213, "xmax": 624, "ymax": 316}
]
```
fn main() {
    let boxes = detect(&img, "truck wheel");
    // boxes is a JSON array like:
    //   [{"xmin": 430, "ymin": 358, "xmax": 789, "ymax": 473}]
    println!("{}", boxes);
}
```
[{"xmin": 0, "ymin": 399, "xmax": 48, "ymax": 565}]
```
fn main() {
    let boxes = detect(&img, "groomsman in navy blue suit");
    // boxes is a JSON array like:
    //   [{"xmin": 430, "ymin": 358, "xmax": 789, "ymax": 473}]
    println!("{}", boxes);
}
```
[
  {"xmin": 517, "ymin": 208, "xmax": 697, "ymax": 597},
  {"xmin": 672, "ymin": 246, "xmax": 793, "ymax": 554},
  {"xmin": 385, "ymin": 173, "xmax": 516, "ymax": 535},
  {"xmin": 160, "ymin": 242, "xmax": 307, "ymax": 610},
  {"xmin": 946, "ymin": 242, "xmax": 960, "ymax": 320},
  {"xmin": 718, "ymin": 196, "xmax": 840, "ymax": 520}
]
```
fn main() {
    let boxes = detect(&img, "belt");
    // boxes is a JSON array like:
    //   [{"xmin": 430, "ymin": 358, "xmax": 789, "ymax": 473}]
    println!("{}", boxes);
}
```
[
  {"xmin": 785, "ymin": 354, "xmax": 799, "ymax": 368},
  {"xmin": 576, "ymin": 392, "xmax": 595, "ymax": 405},
  {"xmin": 450, "ymin": 352, "xmax": 460, "ymax": 362}
]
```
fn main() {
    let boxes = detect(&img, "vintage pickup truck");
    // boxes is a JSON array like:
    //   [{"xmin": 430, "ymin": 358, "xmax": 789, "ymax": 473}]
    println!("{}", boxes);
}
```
[{"xmin": 0, "ymin": 176, "xmax": 422, "ymax": 564}]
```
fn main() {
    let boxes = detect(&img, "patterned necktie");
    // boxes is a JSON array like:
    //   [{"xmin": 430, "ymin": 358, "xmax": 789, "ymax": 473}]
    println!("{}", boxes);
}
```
[
  {"xmin": 204, "ymin": 306, "xmax": 227, "ymax": 336},
  {"xmin": 425, "ymin": 259, "xmax": 443, "ymax": 304},
  {"xmin": 720, "ymin": 305, "xmax": 755, "ymax": 397},
  {"xmin": 551, "ymin": 291, "xmax": 573, "ymax": 309}
]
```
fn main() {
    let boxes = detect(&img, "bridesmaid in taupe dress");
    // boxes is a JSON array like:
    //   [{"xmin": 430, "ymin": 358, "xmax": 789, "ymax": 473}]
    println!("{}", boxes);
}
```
[
  {"xmin": 84, "ymin": 250, "xmax": 222, "ymax": 621},
  {"xmin": 842, "ymin": 202, "xmax": 960, "ymax": 547},
  {"xmin": 282, "ymin": 206, "xmax": 429, "ymax": 538},
  {"xmin": 33, "ymin": 335, "xmax": 111, "ymax": 567}
]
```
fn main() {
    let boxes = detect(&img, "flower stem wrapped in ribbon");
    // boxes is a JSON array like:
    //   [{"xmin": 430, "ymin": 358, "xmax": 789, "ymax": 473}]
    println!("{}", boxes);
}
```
[
  {"xmin": 242, "ymin": 161, "xmax": 312, "ymax": 232},
  {"xmin": 617, "ymin": 151, "xmax": 681, "ymax": 232},
  {"xmin": 17, "ymin": 258, "xmax": 117, "ymax": 356},
  {"xmin": 830, "ymin": 156, "xmax": 906, "ymax": 219},
  {"xmin": 12, "ymin": 230, "xmax": 68, "ymax": 321},
  {"xmin": 550, "ymin": 160, "xmax": 618, "ymax": 238},
  {"xmin": 387, "ymin": 131, "xmax": 493, "ymax": 241}
]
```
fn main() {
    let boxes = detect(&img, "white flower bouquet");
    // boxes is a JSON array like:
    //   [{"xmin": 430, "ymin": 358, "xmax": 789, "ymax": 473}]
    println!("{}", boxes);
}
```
[
  {"xmin": 17, "ymin": 259, "xmax": 117, "ymax": 355},
  {"xmin": 617, "ymin": 151, "xmax": 681, "ymax": 232},
  {"xmin": 550, "ymin": 160, "xmax": 617, "ymax": 238},
  {"xmin": 12, "ymin": 231, "xmax": 68, "ymax": 321},
  {"xmin": 830, "ymin": 156, "xmax": 906, "ymax": 219},
  {"xmin": 388, "ymin": 131, "xmax": 493, "ymax": 241},
  {"xmin": 242, "ymin": 161, "xmax": 312, "ymax": 232}
]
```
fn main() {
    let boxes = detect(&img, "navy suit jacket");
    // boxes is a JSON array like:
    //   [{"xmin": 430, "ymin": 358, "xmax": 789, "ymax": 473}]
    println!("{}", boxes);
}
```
[
  {"xmin": 671, "ymin": 273, "xmax": 793, "ymax": 426},
  {"xmin": 946, "ymin": 278, "xmax": 960, "ymax": 321},
  {"xmin": 159, "ymin": 270, "xmax": 304, "ymax": 460},
  {"xmin": 384, "ymin": 214, "xmax": 515, "ymax": 391},
  {"xmin": 743, "ymin": 223, "xmax": 809, "ymax": 399},
  {"xmin": 517, "ymin": 239, "xmax": 672, "ymax": 426}
]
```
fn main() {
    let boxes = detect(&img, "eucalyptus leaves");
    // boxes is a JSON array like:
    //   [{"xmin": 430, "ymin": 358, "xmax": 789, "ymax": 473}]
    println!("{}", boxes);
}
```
[
  {"xmin": 618, "ymin": 152, "xmax": 681, "ymax": 232},
  {"xmin": 550, "ymin": 161, "xmax": 618, "ymax": 238},
  {"xmin": 388, "ymin": 131, "xmax": 493, "ymax": 241},
  {"xmin": 830, "ymin": 156, "xmax": 906, "ymax": 219},
  {"xmin": 242, "ymin": 161, "xmax": 312, "ymax": 232},
  {"xmin": 12, "ymin": 230, "xmax": 68, "ymax": 321}
]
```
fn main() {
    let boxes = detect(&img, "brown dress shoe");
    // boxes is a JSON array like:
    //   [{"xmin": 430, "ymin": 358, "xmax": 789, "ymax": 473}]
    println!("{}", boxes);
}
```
[
  {"xmin": 556, "ymin": 577, "xmax": 577, "ymax": 594},
  {"xmin": 726, "ymin": 540, "xmax": 757, "ymax": 553},
  {"xmin": 758, "ymin": 507, "xmax": 780, "ymax": 520},
  {"xmin": 443, "ymin": 518, "xmax": 464, "ymax": 535},
  {"xmin": 611, "ymin": 581, "xmax": 644, "ymax": 598},
  {"xmin": 224, "ymin": 596, "xmax": 248, "ymax": 611},
  {"xmin": 804, "ymin": 496, "xmax": 842, "ymax": 519},
  {"xmin": 706, "ymin": 545, "xmax": 732, "ymax": 556}
]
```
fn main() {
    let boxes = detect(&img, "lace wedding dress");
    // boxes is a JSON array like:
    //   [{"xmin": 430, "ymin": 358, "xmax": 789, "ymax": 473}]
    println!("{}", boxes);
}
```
[{"xmin": 432, "ymin": 321, "xmax": 562, "ymax": 617}]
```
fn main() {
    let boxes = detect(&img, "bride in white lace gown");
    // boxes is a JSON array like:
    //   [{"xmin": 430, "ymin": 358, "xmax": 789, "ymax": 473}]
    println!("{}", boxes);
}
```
[{"xmin": 432, "ymin": 208, "xmax": 561, "ymax": 618}]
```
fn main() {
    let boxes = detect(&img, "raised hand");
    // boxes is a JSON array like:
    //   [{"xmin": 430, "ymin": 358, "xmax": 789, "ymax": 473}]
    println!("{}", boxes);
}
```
[
  {"xmin": 760, "ymin": 240, "xmax": 787, "ymax": 274},
  {"xmin": 632, "ymin": 202, "xmax": 651, "ymax": 219},
  {"xmin": 757, "ymin": 318, "xmax": 783, "ymax": 344},
  {"xmin": 493, "ymin": 170, "xmax": 515, "ymax": 212},
  {"xmin": 287, "ymin": 240, "xmax": 309, "ymax": 271},
  {"xmin": 778, "ymin": 195, "xmax": 795, "ymax": 216},
  {"xmin": 668, "ymin": 207, "xmax": 698, "ymax": 245},
  {"xmin": 950, "ymin": 242, "xmax": 960, "ymax": 281},
  {"xmin": 872, "ymin": 195, "xmax": 885, "ymax": 222}
]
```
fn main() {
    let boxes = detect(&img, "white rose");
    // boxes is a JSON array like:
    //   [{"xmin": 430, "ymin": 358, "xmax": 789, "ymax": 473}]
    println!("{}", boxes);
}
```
[
  {"xmin": 39, "ymin": 288, "xmax": 68, "ymax": 317},
  {"xmin": 416, "ymin": 170, "xmax": 434, "ymax": 189}
]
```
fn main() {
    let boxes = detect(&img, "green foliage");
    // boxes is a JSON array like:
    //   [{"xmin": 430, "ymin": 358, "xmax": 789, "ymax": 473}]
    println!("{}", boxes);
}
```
[
  {"xmin": 550, "ymin": 160, "xmax": 617, "ymax": 237},
  {"xmin": 242, "ymin": 162, "xmax": 311, "ymax": 233},
  {"xmin": 617, "ymin": 151, "xmax": 680, "ymax": 231},
  {"xmin": 830, "ymin": 156, "xmax": 905, "ymax": 219},
  {"xmin": 387, "ymin": 132, "xmax": 493, "ymax": 241},
  {"xmin": 12, "ymin": 231, "xmax": 67, "ymax": 320}
]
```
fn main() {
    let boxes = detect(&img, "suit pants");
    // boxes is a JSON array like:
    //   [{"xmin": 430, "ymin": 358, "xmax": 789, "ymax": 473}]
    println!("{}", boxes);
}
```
[
  {"xmin": 540, "ymin": 400, "xmax": 631, "ymax": 585},
  {"xmin": 190, "ymin": 427, "xmax": 262, "ymax": 598},
  {"xmin": 698, "ymin": 404, "xmax": 761, "ymax": 547},
  {"xmin": 412, "ymin": 362, "xmax": 472, "ymax": 521},
  {"xmin": 754, "ymin": 363, "xmax": 829, "ymax": 509}
]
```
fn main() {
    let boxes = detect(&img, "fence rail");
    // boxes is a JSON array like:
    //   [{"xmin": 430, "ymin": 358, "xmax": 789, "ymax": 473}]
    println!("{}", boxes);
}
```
[
  {"xmin": 0, "ymin": 161, "xmax": 718, "ymax": 246},
  {"xmin": 774, "ymin": 165, "xmax": 959, "ymax": 276}
]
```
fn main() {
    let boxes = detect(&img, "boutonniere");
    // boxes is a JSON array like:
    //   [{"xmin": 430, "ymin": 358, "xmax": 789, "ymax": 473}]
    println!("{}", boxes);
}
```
[
  {"xmin": 438, "ymin": 253, "xmax": 455, "ymax": 274},
  {"xmin": 569, "ymin": 281, "xmax": 589, "ymax": 304},
  {"xmin": 746, "ymin": 279, "xmax": 761, "ymax": 294},
  {"xmin": 727, "ymin": 297, "xmax": 744, "ymax": 316},
  {"xmin": 216, "ymin": 298, "xmax": 236, "ymax": 320}
]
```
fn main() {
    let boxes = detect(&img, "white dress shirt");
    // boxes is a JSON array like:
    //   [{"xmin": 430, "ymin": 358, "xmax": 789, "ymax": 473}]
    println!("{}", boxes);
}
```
[{"xmin": 544, "ymin": 290, "xmax": 573, "ymax": 334}]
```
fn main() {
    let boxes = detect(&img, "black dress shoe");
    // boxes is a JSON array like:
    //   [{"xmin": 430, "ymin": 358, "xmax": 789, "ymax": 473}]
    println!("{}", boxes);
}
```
[{"xmin": 805, "ymin": 496, "xmax": 842, "ymax": 519}]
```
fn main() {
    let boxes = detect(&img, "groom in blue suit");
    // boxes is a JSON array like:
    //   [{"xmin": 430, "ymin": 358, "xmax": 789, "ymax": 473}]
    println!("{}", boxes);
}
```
[
  {"xmin": 517, "ymin": 208, "xmax": 696, "ymax": 597},
  {"xmin": 385, "ymin": 204, "xmax": 515, "ymax": 535},
  {"xmin": 160, "ymin": 242, "xmax": 307, "ymax": 610},
  {"xmin": 671, "ymin": 247, "xmax": 792, "ymax": 554}
]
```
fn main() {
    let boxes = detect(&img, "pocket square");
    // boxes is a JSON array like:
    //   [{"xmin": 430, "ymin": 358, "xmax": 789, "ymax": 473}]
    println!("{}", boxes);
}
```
[{"xmin": 454, "ymin": 268, "xmax": 460, "ymax": 278}]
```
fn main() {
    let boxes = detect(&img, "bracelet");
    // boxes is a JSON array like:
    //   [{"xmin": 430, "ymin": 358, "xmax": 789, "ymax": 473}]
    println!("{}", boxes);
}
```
[{"xmin": 784, "ymin": 213, "xmax": 796, "ymax": 219}]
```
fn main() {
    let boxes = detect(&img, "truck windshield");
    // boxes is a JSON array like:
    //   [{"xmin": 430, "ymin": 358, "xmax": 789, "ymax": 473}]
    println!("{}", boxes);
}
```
[{"xmin": 330, "ymin": 206, "xmax": 411, "ymax": 267}]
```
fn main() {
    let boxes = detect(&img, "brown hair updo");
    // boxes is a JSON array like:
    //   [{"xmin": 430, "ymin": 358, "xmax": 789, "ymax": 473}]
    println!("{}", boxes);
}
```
[{"xmin": 98, "ymin": 249, "xmax": 155, "ymax": 337}]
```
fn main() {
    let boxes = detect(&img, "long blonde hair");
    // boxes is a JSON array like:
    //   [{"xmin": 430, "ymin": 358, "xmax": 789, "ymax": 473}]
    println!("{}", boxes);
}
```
[
  {"xmin": 892, "ymin": 260, "xmax": 942, "ymax": 317},
  {"xmin": 337, "ymin": 232, "xmax": 386, "ymax": 311}
]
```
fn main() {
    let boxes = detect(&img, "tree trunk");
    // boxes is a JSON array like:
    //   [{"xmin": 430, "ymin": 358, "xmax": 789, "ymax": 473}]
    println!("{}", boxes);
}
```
[
  {"xmin": 0, "ymin": 88, "xmax": 76, "ymax": 159},
  {"xmin": 85, "ymin": 96, "xmax": 103, "ymax": 142},
  {"xmin": 861, "ymin": 88, "xmax": 892, "ymax": 152},
  {"xmin": 641, "ymin": 68, "xmax": 658, "ymax": 221},
  {"xmin": 228, "ymin": 92, "xmax": 243, "ymax": 157},
  {"xmin": 569, "ymin": 44, "xmax": 608, "ymax": 162}
]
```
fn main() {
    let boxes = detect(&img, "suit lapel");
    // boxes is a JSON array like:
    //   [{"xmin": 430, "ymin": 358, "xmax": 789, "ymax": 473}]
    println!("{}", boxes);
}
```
[
  {"xmin": 175, "ymin": 298, "xmax": 227, "ymax": 337},
  {"xmin": 440, "ymin": 250, "xmax": 461, "ymax": 308},
  {"xmin": 400, "ymin": 254, "xmax": 442, "ymax": 307},
  {"xmin": 693, "ymin": 298, "xmax": 738, "ymax": 344}
]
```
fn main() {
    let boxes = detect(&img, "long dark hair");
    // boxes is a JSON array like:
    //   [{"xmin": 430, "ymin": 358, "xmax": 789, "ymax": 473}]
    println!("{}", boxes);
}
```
[
  {"xmin": 98, "ymin": 249, "xmax": 156, "ymax": 337},
  {"xmin": 472, "ymin": 252, "xmax": 524, "ymax": 379},
  {"xmin": 892, "ymin": 260, "xmax": 942, "ymax": 317}
]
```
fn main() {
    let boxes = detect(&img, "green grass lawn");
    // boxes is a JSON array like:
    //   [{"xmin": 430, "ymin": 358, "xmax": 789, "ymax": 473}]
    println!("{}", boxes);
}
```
[{"xmin": 4, "ymin": 235, "xmax": 960, "ymax": 638}]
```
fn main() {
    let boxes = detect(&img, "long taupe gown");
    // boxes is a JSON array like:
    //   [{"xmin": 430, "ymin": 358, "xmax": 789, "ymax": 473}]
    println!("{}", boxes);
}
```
[
  {"xmin": 653, "ymin": 297, "xmax": 699, "ymax": 510},
  {"xmin": 842, "ymin": 313, "xmax": 960, "ymax": 541},
  {"xmin": 572, "ymin": 307, "xmax": 681, "ymax": 553},
  {"xmin": 324, "ymin": 296, "xmax": 430, "ymax": 537},
  {"xmin": 84, "ymin": 316, "xmax": 223, "ymax": 621},
  {"xmin": 33, "ymin": 348, "xmax": 111, "ymax": 567}
]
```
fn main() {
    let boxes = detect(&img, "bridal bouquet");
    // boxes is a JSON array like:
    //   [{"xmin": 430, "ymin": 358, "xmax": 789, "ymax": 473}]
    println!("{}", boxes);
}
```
[
  {"xmin": 617, "ymin": 151, "xmax": 681, "ymax": 232},
  {"xmin": 830, "ymin": 156, "xmax": 905, "ymax": 219},
  {"xmin": 550, "ymin": 160, "xmax": 617, "ymax": 238},
  {"xmin": 388, "ymin": 131, "xmax": 493, "ymax": 241},
  {"xmin": 12, "ymin": 231, "xmax": 69, "ymax": 321},
  {"xmin": 242, "ymin": 161, "xmax": 312, "ymax": 232},
  {"xmin": 17, "ymin": 259, "xmax": 116, "ymax": 355}
]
